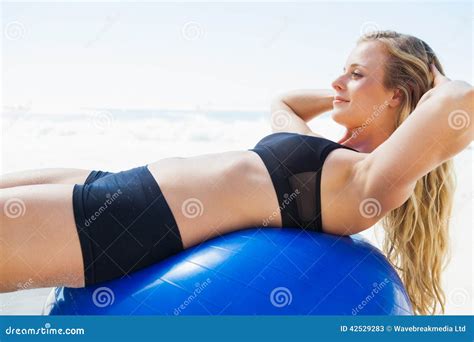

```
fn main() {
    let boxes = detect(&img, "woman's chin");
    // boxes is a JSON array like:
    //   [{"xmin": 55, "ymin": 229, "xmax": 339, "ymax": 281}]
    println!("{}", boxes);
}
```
[
  {"xmin": 331, "ymin": 107, "xmax": 362, "ymax": 128},
  {"xmin": 331, "ymin": 111, "xmax": 351, "ymax": 127}
]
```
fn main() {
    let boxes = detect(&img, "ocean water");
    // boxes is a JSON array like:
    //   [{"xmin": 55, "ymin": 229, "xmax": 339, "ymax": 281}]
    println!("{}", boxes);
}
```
[{"xmin": 1, "ymin": 109, "xmax": 472, "ymax": 315}]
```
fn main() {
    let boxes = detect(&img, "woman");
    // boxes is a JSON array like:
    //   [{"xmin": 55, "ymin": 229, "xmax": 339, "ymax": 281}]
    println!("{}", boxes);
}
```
[{"xmin": 0, "ymin": 30, "xmax": 472, "ymax": 315}]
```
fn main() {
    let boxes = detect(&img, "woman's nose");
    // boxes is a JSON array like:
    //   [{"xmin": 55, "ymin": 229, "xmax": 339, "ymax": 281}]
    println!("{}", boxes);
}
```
[{"xmin": 331, "ymin": 75, "xmax": 345, "ymax": 91}]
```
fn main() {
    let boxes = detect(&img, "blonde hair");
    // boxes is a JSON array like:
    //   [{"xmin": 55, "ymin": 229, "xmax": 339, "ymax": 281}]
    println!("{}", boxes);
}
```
[{"xmin": 357, "ymin": 30, "xmax": 456, "ymax": 315}]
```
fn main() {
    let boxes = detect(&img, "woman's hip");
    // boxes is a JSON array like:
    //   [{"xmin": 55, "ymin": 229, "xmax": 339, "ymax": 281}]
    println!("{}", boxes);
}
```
[{"xmin": 72, "ymin": 165, "xmax": 184, "ymax": 286}]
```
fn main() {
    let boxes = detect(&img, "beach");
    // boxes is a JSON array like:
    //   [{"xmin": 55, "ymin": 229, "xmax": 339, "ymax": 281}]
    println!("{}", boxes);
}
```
[{"xmin": 1, "ymin": 109, "xmax": 472, "ymax": 315}]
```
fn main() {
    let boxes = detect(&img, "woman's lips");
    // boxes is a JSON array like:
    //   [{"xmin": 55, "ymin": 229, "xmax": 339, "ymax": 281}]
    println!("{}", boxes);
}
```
[{"xmin": 333, "ymin": 96, "xmax": 349, "ymax": 104}]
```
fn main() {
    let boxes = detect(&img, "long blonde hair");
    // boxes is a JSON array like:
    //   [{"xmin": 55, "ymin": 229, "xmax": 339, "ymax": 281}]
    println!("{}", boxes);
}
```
[{"xmin": 357, "ymin": 30, "xmax": 456, "ymax": 315}]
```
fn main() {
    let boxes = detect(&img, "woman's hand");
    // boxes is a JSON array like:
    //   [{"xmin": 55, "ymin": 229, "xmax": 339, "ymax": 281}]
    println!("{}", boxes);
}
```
[
  {"xmin": 274, "ymin": 89, "xmax": 336, "ymax": 123},
  {"xmin": 416, "ymin": 64, "xmax": 471, "ymax": 109}
]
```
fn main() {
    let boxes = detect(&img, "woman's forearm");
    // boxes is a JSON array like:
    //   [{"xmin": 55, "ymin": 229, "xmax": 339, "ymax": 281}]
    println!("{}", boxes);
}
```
[{"xmin": 275, "ymin": 89, "xmax": 335, "ymax": 122}]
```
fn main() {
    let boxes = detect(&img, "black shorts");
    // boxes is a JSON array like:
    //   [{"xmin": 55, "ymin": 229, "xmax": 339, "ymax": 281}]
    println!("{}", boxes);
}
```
[{"xmin": 72, "ymin": 165, "xmax": 184, "ymax": 286}]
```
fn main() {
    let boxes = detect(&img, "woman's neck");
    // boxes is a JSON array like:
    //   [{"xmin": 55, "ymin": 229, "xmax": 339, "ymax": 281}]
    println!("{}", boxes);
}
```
[{"xmin": 338, "ymin": 126, "xmax": 393, "ymax": 153}]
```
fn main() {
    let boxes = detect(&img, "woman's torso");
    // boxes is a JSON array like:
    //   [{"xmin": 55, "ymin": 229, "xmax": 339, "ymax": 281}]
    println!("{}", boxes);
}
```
[{"xmin": 147, "ymin": 134, "xmax": 368, "ymax": 249}]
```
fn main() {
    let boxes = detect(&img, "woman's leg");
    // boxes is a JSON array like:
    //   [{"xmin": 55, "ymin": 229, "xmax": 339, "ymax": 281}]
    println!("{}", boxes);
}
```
[
  {"xmin": 0, "ymin": 168, "xmax": 93, "ymax": 189},
  {"xmin": 0, "ymin": 183, "xmax": 85, "ymax": 292}
]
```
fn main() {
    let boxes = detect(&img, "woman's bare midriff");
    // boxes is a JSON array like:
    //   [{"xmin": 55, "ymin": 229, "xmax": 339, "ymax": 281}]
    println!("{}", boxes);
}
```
[
  {"xmin": 147, "ymin": 147, "xmax": 367, "ymax": 249},
  {"xmin": 147, "ymin": 150, "xmax": 282, "ymax": 249}
]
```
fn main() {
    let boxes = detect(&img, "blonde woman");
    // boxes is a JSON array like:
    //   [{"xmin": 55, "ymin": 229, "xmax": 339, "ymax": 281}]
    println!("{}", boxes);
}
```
[{"xmin": 1, "ymin": 30, "xmax": 472, "ymax": 315}]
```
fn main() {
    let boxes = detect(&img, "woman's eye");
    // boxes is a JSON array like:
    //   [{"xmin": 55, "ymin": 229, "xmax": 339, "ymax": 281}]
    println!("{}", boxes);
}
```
[{"xmin": 351, "ymin": 72, "xmax": 362, "ymax": 78}]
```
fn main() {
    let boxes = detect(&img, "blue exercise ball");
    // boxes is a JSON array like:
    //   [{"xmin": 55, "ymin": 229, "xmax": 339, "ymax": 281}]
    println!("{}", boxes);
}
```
[{"xmin": 43, "ymin": 228, "xmax": 413, "ymax": 315}]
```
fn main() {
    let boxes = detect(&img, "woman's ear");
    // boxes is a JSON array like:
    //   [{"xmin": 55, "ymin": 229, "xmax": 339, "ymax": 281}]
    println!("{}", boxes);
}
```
[{"xmin": 388, "ymin": 88, "xmax": 403, "ymax": 108}]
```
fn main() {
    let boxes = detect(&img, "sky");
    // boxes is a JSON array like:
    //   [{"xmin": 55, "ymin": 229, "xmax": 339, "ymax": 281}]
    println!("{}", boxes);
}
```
[
  {"xmin": 1, "ymin": 1, "xmax": 472, "ymax": 113},
  {"xmin": 0, "ymin": 1, "xmax": 473, "ymax": 315}
]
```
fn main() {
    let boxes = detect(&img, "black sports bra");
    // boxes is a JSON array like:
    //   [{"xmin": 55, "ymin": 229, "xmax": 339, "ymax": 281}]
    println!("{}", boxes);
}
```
[{"xmin": 248, "ymin": 132, "xmax": 358, "ymax": 231}]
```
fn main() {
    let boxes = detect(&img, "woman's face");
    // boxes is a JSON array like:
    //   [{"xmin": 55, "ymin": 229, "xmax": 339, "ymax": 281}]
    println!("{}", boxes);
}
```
[{"xmin": 331, "ymin": 41, "xmax": 398, "ymax": 129}]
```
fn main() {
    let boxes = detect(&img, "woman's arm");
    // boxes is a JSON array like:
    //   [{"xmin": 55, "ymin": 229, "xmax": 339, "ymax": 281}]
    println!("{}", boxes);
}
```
[
  {"xmin": 277, "ymin": 89, "xmax": 335, "ymax": 122},
  {"xmin": 270, "ymin": 89, "xmax": 335, "ymax": 134},
  {"xmin": 357, "ymin": 67, "xmax": 473, "ymax": 217}
]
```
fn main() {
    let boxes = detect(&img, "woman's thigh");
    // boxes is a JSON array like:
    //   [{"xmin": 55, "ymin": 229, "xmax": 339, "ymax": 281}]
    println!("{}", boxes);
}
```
[
  {"xmin": 0, "ymin": 183, "xmax": 85, "ymax": 292},
  {"xmin": 0, "ymin": 168, "xmax": 93, "ymax": 189}
]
